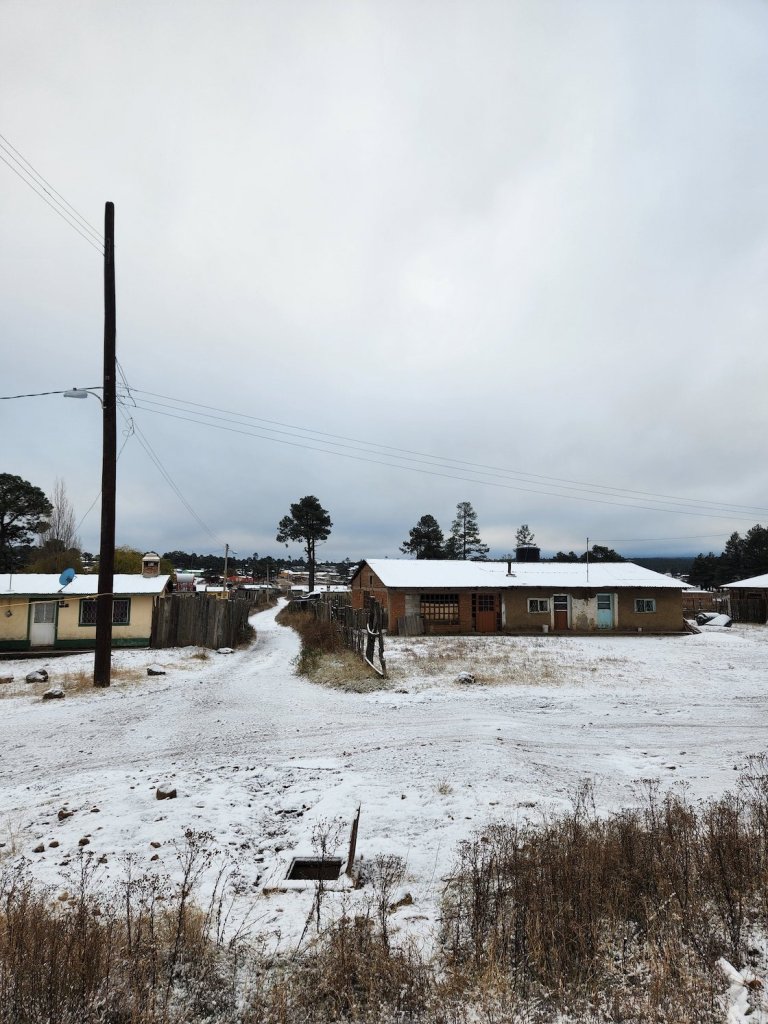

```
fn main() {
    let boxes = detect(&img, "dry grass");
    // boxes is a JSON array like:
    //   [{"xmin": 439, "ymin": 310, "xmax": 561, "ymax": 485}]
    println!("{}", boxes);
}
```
[
  {"xmin": 187, "ymin": 649, "xmax": 210, "ymax": 662},
  {"xmin": 0, "ymin": 663, "xmax": 161, "ymax": 700},
  {"xmin": 304, "ymin": 650, "xmax": 389, "ymax": 693},
  {"xmin": 0, "ymin": 815, "xmax": 23, "ymax": 864},
  {"xmin": 277, "ymin": 607, "xmax": 389, "ymax": 692},
  {"xmin": 6, "ymin": 771, "xmax": 768, "ymax": 1021},
  {"xmin": 439, "ymin": 766, "xmax": 768, "ymax": 1021},
  {"xmin": 390, "ymin": 636, "xmax": 565, "ymax": 686}
]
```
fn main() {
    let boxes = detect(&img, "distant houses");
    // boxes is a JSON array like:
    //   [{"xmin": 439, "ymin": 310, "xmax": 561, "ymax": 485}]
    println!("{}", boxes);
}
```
[{"xmin": 351, "ymin": 555, "xmax": 689, "ymax": 635}]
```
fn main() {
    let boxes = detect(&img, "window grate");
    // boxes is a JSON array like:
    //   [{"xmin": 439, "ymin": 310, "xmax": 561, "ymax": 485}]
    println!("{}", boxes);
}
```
[{"xmin": 420, "ymin": 593, "xmax": 460, "ymax": 624}]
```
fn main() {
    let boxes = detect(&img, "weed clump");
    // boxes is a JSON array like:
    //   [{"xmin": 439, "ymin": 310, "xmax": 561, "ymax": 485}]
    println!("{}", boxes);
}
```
[{"xmin": 276, "ymin": 608, "xmax": 386, "ymax": 690}]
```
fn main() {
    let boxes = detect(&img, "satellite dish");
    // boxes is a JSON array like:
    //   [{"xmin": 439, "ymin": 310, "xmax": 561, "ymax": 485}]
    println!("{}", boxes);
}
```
[{"xmin": 58, "ymin": 568, "xmax": 76, "ymax": 588}]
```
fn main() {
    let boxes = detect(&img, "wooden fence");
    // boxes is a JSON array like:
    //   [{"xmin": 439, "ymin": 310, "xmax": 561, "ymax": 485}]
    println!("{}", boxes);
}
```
[
  {"xmin": 729, "ymin": 594, "xmax": 768, "ymax": 624},
  {"xmin": 290, "ymin": 595, "xmax": 387, "ymax": 677},
  {"xmin": 151, "ymin": 592, "xmax": 269, "ymax": 649}
]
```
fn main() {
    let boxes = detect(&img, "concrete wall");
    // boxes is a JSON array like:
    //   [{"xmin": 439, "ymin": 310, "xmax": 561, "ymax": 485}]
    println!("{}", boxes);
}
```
[
  {"xmin": 55, "ymin": 595, "xmax": 156, "ymax": 647},
  {"xmin": 616, "ymin": 590, "xmax": 682, "ymax": 632},
  {"xmin": 0, "ymin": 594, "xmax": 29, "ymax": 648},
  {"xmin": 504, "ymin": 588, "xmax": 682, "ymax": 632}
]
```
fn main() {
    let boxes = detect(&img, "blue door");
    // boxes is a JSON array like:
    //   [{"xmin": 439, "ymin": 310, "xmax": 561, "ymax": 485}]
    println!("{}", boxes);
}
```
[{"xmin": 596, "ymin": 593, "xmax": 613, "ymax": 629}]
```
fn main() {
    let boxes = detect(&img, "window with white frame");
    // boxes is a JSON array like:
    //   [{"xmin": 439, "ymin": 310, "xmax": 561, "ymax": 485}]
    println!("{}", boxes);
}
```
[
  {"xmin": 79, "ymin": 598, "xmax": 131, "ymax": 626},
  {"xmin": 528, "ymin": 598, "xmax": 550, "ymax": 613},
  {"xmin": 634, "ymin": 598, "xmax": 656, "ymax": 613}
]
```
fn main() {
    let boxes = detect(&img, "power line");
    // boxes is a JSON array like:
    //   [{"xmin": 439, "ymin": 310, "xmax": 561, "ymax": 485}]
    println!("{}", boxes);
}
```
[
  {"xmin": 73, "ymin": 419, "xmax": 135, "ymax": 535},
  {"xmin": 123, "ymin": 398, "xmax": 759, "ymax": 523},
  {"xmin": 124, "ymin": 394, "xmax": 764, "ymax": 520},
  {"xmin": 0, "ymin": 132, "xmax": 104, "ymax": 243},
  {"xmin": 115, "ymin": 395, "xmax": 222, "ymax": 549},
  {"xmin": 127, "ymin": 387, "xmax": 768, "ymax": 518},
  {"xmin": 0, "ymin": 150, "xmax": 103, "ymax": 254},
  {"xmin": 133, "ymin": 424, "xmax": 223, "ymax": 548}
]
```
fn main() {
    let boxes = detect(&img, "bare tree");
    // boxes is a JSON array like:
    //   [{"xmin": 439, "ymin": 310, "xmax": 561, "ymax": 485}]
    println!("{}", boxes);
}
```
[{"xmin": 31, "ymin": 479, "xmax": 82, "ymax": 572}]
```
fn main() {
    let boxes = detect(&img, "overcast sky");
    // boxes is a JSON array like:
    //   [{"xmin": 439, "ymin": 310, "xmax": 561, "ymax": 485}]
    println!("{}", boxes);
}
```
[{"xmin": 2, "ymin": 0, "xmax": 767, "ymax": 563}]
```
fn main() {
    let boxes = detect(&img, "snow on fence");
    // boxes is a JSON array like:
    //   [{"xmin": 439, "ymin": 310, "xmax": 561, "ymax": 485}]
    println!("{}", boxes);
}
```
[{"xmin": 150, "ymin": 592, "xmax": 266, "ymax": 649}]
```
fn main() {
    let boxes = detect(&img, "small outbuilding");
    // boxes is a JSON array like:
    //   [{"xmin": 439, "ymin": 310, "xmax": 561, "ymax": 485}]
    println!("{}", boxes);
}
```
[
  {"xmin": 721, "ymin": 573, "xmax": 768, "ymax": 624},
  {"xmin": 351, "ymin": 558, "xmax": 688, "ymax": 635}
]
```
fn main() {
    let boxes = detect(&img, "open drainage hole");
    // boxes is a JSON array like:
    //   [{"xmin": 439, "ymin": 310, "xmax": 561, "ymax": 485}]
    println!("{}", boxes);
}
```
[{"xmin": 286, "ymin": 857, "xmax": 343, "ymax": 881}]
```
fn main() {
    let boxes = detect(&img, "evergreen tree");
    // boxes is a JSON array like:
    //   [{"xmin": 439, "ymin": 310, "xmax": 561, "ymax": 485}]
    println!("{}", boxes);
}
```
[
  {"xmin": 400, "ymin": 514, "xmax": 445, "ymax": 559},
  {"xmin": 0, "ymin": 473, "xmax": 53, "ymax": 571},
  {"xmin": 689, "ymin": 552, "xmax": 719, "ymax": 589},
  {"xmin": 276, "ymin": 495, "xmax": 333, "ymax": 592},
  {"xmin": 587, "ymin": 544, "xmax": 625, "ymax": 562},
  {"xmin": 742, "ymin": 524, "xmax": 768, "ymax": 578},
  {"xmin": 445, "ymin": 501, "xmax": 489, "ymax": 560},
  {"xmin": 718, "ymin": 532, "xmax": 744, "ymax": 585},
  {"xmin": 515, "ymin": 524, "xmax": 536, "ymax": 548},
  {"xmin": 551, "ymin": 550, "xmax": 580, "ymax": 562}
]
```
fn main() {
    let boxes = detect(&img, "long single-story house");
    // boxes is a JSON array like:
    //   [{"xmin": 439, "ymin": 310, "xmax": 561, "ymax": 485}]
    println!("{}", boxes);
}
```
[
  {"xmin": 351, "ymin": 558, "xmax": 689, "ymax": 635},
  {"xmin": 721, "ymin": 572, "xmax": 768, "ymax": 624},
  {"xmin": 0, "ymin": 570, "xmax": 171, "ymax": 651}
]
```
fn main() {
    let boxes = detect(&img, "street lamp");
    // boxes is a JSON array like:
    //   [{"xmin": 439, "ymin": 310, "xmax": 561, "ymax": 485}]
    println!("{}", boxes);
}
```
[{"xmin": 64, "ymin": 388, "xmax": 103, "ymax": 406}]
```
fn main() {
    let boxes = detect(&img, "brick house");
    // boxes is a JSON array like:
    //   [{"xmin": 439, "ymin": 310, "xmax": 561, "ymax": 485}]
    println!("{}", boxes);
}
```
[{"xmin": 351, "ymin": 558, "xmax": 688, "ymax": 635}]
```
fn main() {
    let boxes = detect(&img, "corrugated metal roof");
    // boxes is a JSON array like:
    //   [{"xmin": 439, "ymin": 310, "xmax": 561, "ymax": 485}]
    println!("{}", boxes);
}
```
[
  {"xmin": 0, "ymin": 573, "xmax": 171, "ymax": 596},
  {"xmin": 723, "ymin": 573, "xmax": 768, "ymax": 589},
  {"xmin": 362, "ymin": 559, "xmax": 687, "ymax": 590}
]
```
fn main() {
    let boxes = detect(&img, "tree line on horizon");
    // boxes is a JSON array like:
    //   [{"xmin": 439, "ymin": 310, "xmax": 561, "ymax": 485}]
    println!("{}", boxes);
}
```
[
  {"xmin": 399, "ymin": 506, "xmax": 627, "ymax": 562},
  {"xmin": 688, "ymin": 526, "xmax": 768, "ymax": 589},
  {"xmin": 10, "ymin": 474, "xmax": 757, "ymax": 587}
]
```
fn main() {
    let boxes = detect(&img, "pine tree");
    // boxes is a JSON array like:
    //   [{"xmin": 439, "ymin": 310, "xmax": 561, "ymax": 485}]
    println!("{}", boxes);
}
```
[
  {"xmin": 445, "ymin": 501, "xmax": 489, "ymax": 560},
  {"xmin": 515, "ymin": 524, "xmax": 536, "ymax": 548},
  {"xmin": 742, "ymin": 524, "xmax": 768, "ymax": 578},
  {"xmin": 689, "ymin": 552, "xmax": 719, "ymax": 589},
  {"xmin": 400, "ymin": 515, "xmax": 445, "ymax": 559},
  {"xmin": 717, "ymin": 532, "xmax": 744, "ymax": 585},
  {"xmin": 276, "ymin": 495, "xmax": 333, "ymax": 591}
]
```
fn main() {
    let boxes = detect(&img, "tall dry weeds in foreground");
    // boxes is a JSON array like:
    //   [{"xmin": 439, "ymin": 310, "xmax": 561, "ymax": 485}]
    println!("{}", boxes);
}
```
[
  {"xmin": 441, "ymin": 765, "xmax": 768, "ymax": 1021},
  {"xmin": 6, "ymin": 766, "xmax": 768, "ymax": 1021},
  {"xmin": 0, "ymin": 831, "xmax": 251, "ymax": 1024}
]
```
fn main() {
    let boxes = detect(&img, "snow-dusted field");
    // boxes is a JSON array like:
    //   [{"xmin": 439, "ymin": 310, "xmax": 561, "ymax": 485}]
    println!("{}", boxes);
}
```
[{"xmin": 1, "ymin": 601, "xmax": 767, "ymax": 949}]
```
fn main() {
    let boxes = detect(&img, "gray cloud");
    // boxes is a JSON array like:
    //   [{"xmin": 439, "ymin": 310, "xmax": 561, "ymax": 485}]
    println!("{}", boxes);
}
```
[{"xmin": 2, "ymin": 1, "xmax": 767, "ymax": 562}]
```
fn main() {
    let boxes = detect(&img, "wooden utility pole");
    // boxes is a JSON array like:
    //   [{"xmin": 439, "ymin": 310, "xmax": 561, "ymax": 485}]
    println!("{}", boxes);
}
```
[{"xmin": 94, "ymin": 202, "xmax": 116, "ymax": 687}]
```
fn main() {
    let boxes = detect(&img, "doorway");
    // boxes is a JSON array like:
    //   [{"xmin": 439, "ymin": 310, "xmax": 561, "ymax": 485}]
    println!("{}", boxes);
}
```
[
  {"xmin": 476, "ymin": 594, "xmax": 497, "ymax": 632},
  {"xmin": 29, "ymin": 602, "xmax": 56, "ymax": 647},
  {"xmin": 596, "ymin": 593, "xmax": 614, "ymax": 629},
  {"xmin": 553, "ymin": 595, "xmax": 569, "ymax": 630}
]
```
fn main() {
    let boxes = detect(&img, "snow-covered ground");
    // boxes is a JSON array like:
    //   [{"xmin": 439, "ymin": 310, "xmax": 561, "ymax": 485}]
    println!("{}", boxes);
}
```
[{"xmin": 1, "ymin": 601, "xmax": 767, "ymax": 950}]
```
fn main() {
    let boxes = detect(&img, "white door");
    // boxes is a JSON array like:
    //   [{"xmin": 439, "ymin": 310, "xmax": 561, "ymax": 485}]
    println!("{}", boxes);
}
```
[{"xmin": 29, "ymin": 602, "xmax": 56, "ymax": 646}]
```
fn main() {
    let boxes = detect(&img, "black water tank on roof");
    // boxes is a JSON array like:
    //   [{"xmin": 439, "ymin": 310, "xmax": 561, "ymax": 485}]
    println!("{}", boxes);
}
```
[{"xmin": 515, "ymin": 545, "xmax": 541, "ymax": 562}]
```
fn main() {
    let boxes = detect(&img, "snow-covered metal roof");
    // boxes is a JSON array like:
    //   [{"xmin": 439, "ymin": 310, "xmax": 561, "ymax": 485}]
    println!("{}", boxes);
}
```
[
  {"xmin": 723, "ymin": 572, "xmax": 768, "ymax": 589},
  {"xmin": 362, "ymin": 559, "xmax": 687, "ymax": 590},
  {"xmin": 0, "ymin": 573, "xmax": 171, "ymax": 596}
]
